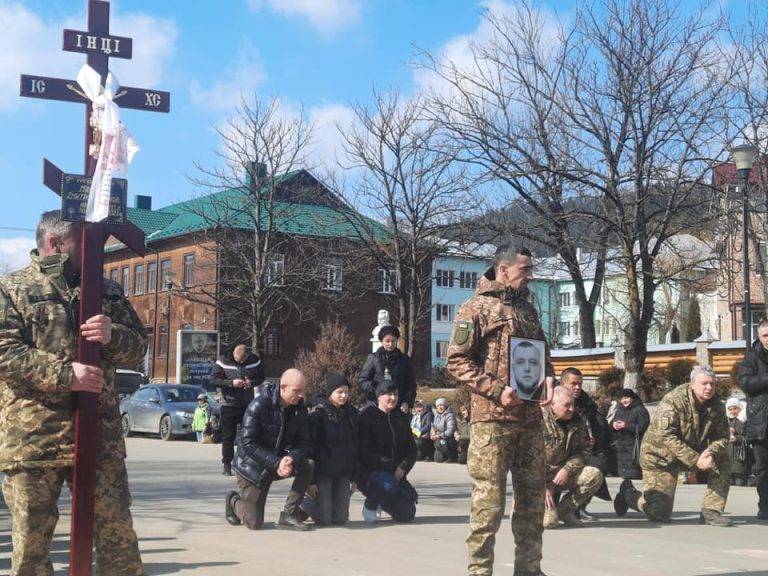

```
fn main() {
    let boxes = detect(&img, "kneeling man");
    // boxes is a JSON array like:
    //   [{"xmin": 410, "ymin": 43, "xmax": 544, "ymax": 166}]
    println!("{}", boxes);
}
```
[
  {"xmin": 542, "ymin": 387, "xmax": 604, "ymax": 528},
  {"xmin": 614, "ymin": 365, "xmax": 731, "ymax": 526},
  {"xmin": 225, "ymin": 368, "xmax": 314, "ymax": 531}
]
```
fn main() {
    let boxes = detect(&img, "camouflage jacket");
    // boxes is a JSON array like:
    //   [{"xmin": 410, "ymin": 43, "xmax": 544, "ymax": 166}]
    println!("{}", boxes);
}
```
[
  {"xmin": 541, "ymin": 405, "xmax": 592, "ymax": 484},
  {"xmin": 446, "ymin": 268, "xmax": 553, "ymax": 424},
  {"xmin": 640, "ymin": 383, "xmax": 729, "ymax": 471},
  {"xmin": 0, "ymin": 251, "xmax": 148, "ymax": 471}
]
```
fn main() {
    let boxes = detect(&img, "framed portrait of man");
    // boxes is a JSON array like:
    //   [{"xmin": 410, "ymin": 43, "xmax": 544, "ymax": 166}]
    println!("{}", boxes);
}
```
[{"xmin": 508, "ymin": 337, "xmax": 545, "ymax": 401}]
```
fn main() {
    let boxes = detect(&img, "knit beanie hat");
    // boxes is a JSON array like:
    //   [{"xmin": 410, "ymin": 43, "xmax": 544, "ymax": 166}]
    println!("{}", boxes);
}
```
[
  {"xmin": 375, "ymin": 380, "xmax": 399, "ymax": 397},
  {"xmin": 378, "ymin": 325, "xmax": 401, "ymax": 341},
  {"xmin": 324, "ymin": 372, "xmax": 349, "ymax": 397}
]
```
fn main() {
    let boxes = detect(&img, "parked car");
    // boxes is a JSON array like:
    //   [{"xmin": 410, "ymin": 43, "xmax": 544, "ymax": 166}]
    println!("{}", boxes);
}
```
[
  {"xmin": 116, "ymin": 369, "xmax": 147, "ymax": 400},
  {"xmin": 120, "ymin": 384, "xmax": 220, "ymax": 441}
]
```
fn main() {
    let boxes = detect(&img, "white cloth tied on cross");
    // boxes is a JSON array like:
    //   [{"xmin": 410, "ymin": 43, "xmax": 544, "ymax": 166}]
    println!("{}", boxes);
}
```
[{"xmin": 76, "ymin": 64, "xmax": 140, "ymax": 222}]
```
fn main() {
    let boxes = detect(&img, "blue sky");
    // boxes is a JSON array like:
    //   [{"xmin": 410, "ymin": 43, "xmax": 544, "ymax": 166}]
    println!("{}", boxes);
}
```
[{"xmin": 0, "ymin": 0, "xmax": 741, "ymax": 270}]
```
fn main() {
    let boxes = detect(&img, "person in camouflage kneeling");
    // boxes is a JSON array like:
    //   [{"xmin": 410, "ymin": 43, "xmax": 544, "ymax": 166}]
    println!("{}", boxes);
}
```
[
  {"xmin": 613, "ymin": 365, "xmax": 732, "ymax": 527},
  {"xmin": 0, "ymin": 211, "xmax": 148, "ymax": 576},
  {"xmin": 542, "ymin": 387, "xmax": 604, "ymax": 529}
]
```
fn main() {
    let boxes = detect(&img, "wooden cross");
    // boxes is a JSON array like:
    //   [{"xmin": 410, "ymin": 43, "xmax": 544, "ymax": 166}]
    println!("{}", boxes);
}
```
[{"xmin": 19, "ymin": 2, "xmax": 170, "ymax": 575}]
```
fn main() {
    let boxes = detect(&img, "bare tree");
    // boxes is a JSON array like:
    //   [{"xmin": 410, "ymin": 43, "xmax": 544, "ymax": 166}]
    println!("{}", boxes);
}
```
[
  {"xmin": 186, "ymin": 97, "xmax": 366, "ymax": 351},
  {"xmin": 548, "ymin": 0, "xmax": 731, "ymax": 387},
  {"xmin": 419, "ymin": 3, "xmax": 609, "ymax": 348},
  {"xmin": 338, "ymin": 90, "xmax": 475, "ymax": 357}
]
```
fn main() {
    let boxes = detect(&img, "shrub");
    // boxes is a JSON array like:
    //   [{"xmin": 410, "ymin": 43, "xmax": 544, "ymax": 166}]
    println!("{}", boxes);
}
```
[
  {"xmin": 294, "ymin": 320, "xmax": 364, "ymax": 406},
  {"xmin": 666, "ymin": 359, "xmax": 695, "ymax": 388},
  {"xmin": 419, "ymin": 366, "xmax": 459, "ymax": 389},
  {"xmin": 595, "ymin": 366, "xmax": 625, "ymax": 408},
  {"xmin": 639, "ymin": 367, "xmax": 667, "ymax": 402}
]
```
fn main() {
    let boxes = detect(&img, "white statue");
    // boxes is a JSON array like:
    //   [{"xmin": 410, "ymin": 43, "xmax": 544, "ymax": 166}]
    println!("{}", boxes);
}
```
[{"xmin": 371, "ymin": 309, "xmax": 390, "ymax": 352}]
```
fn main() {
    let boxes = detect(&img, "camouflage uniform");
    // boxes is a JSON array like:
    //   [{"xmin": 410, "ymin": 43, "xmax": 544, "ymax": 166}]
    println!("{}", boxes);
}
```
[
  {"xmin": 627, "ymin": 383, "xmax": 730, "ymax": 521},
  {"xmin": 447, "ymin": 268, "xmax": 552, "ymax": 576},
  {"xmin": 0, "ymin": 251, "xmax": 147, "ymax": 576},
  {"xmin": 540, "ymin": 405, "xmax": 604, "ymax": 527}
]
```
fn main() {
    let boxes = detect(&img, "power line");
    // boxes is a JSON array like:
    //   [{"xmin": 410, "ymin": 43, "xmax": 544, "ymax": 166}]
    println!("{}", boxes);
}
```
[{"xmin": 0, "ymin": 227, "xmax": 35, "ymax": 232}]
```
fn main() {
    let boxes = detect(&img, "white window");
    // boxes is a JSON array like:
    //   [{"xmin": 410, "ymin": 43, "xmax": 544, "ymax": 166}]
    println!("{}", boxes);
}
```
[
  {"xmin": 602, "ymin": 288, "xmax": 610, "ymax": 305},
  {"xmin": 378, "ymin": 269, "xmax": 395, "ymax": 294},
  {"xmin": 595, "ymin": 319, "xmax": 602, "ymax": 334},
  {"xmin": 435, "ymin": 340, "xmax": 449, "ymax": 359},
  {"xmin": 322, "ymin": 261, "xmax": 343, "ymax": 291},
  {"xmin": 573, "ymin": 321, "xmax": 580, "ymax": 336},
  {"xmin": 459, "ymin": 271, "xmax": 478, "ymax": 290},
  {"xmin": 267, "ymin": 255, "xmax": 285, "ymax": 287},
  {"xmin": 436, "ymin": 269, "xmax": 454, "ymax": 288},
  {"xmin": 559, "ymin": 291, "xmax": 571, "ymax": 307},
  {"xmin": 435, "ymin": 304, "xmax": 454, "ymax": 322},
  {"xmin": 558, "ymin": 321, "xmax": 570, "ymax": 337}
]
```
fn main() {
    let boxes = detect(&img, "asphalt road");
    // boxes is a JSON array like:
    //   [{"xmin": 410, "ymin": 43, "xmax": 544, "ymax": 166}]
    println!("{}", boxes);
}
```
[{"xmin": 1, "ymin": 436, "xmax": 767, "ymax": 576}]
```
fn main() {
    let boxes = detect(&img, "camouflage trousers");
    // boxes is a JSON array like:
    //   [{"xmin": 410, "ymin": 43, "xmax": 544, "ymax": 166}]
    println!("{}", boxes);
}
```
[
  {"xmin": 2, "ymin": 459, "xmax": 144, "ymax": 576},
  {"xmin": 467, "ymin": 420, "xmax": 545, "ymax": 576},
  {"xmin": 557, "ymin": 466, "xmax": 605, "ymax": 508},
  {"xmin": 635, "ymin": 460, "xmax": 730, "ymax": 522}
]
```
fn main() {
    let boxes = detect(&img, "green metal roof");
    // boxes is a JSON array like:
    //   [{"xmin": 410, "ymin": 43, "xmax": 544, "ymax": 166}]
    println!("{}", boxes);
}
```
[{"xmin": 107, "ymin": 172, "xmax": 387, "ymax": 252}]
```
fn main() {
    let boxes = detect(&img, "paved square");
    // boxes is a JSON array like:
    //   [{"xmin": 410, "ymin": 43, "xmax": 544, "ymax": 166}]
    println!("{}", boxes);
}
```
[{"xmin": 1, "ymin": 437, "xmax": 766, "ymax": 576}]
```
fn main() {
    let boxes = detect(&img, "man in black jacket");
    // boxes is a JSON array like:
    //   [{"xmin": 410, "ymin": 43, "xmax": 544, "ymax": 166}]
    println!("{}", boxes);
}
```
[
  {"xmin": 225, "ymin": 368, "xmax": 313, "ymax": 531},
  {"xmin": 560, "ymin": 367, "xmax": 612, "ymax": 520},
  {"xmin": 358, "ymin": 325, "xmax": 417, "ymax": 413},
  {"xmin": 210, "ymin": 344, "xmax": 265, "ymax": 476},
  {"xmin": 738, "ymin": 320, "xmax": 768, "ymax": 521},
  {"xmin": 357, "ymin": 380, "xmax": 418, "ymax": 523}
]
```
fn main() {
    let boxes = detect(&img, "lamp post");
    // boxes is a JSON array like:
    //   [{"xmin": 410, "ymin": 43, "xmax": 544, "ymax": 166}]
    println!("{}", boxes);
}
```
[
  {"xmin": 731, "ymin": 143, "xmax": 758, "ymax": 347},
  {"xmin": 164, "ymin": 271, "xmax": 176, "ymax": 383}
]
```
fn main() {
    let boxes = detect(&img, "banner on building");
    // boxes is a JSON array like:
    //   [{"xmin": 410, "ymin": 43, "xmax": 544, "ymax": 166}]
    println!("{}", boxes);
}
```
[{"xmin": 176, "ymin": 330, "xmax": 219, "ymax": 387}]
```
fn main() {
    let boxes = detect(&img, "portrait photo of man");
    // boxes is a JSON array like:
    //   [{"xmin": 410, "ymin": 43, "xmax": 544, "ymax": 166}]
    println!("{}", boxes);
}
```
[{"xmin": 509, "ymin": 338, "xmax": 545, "ymax": 399}]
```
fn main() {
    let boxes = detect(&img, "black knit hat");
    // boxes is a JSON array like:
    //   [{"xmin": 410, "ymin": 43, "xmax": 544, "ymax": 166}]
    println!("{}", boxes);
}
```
[
  {"xmin": 324, "ymin": 372, "xmax": 349, "ymax": 396},
  {"xmin": 378, "ymin": 325, "xmax": 400, "ymax": 341},
  {"xmin": 615, "ymin": 388, "xmax": 638, "ymax": 400},
  {"xmin": 375, "ymin": 380, "xmax": 399, "ymax": 397}
]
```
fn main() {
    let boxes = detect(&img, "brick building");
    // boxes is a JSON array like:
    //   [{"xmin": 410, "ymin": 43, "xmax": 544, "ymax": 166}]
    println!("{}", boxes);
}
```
[{"xmin": 104, "ymin": 169, "xmax": 419, "ymax": 381}]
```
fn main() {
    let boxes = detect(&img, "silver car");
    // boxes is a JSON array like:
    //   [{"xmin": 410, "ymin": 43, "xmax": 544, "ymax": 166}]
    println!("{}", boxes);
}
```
[{"xmin": 120, "ymin": 384, "xmax": 219, "ymax": 441}]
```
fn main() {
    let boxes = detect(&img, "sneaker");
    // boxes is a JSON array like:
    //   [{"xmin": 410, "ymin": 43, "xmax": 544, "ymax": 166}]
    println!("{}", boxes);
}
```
[
  {"xmin": 614, "ymin": 479, "xmax": 633, "ymax": 517},
  {"xmin": 276, "ymin": 511, "xmax": 311, "ymax": 531},
  {"xmin": 362, "ymin": 504, "xmax": 381, "ymax": 524},
  {"xmin": 225, "ymin": 491, "xmax": 241, "ymax": 526},
  {"xmin": 222, "ymin": 463, "xmax": 233, "ymax": 477},
  {"xmin": 699, "ymin": 509, "xmax": 733, "ymax": 527}
]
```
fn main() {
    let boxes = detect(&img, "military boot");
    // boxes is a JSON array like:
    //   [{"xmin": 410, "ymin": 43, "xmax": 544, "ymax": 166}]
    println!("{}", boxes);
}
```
[
  {"xmin": 700, "ymin": 509, "xmax": 733, "ymax": 527},
  {"xmin": 557, "ymin": 497, "xmax": 583, "ymax": 528}
]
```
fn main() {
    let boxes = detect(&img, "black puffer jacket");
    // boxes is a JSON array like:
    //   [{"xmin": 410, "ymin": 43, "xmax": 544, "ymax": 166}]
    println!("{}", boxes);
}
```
[
  {"xmin": 610, "ymin": 393, "xmax": 650, "ymax": 480},
  {"xmin": 357, "ymin": 404, "xmax": 417, "ymax": 485},
  {"xmin": 575, "ymin": 392, "xmax": 611, "ymax": 455},
  {"xmin": 738, "ymin": 341, "xmax": 768, "ymax": 442},
  {"xmin": 310, "ymin": 400, "xmax": 358, "ymax": 479},
  {"xmin": 209, "ymin": 351, "xmax": 265, "ymax": 408},
  {"xmin": 232, "ymin": 383, "xmax": 310, "ymax": 485},
  {"xmin": 358, "ymin": 348, "xmax": 417, "ymax": 408}
]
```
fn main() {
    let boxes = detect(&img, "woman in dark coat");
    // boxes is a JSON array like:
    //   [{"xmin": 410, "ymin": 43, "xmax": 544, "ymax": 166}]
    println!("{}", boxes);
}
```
[
  {"xmin": 358, "ymin": 325, "xmax": 417, "ymax": 413},
  {"xmin": 610, "ymin": 388, "xmax": 650, "ymax": 480}
]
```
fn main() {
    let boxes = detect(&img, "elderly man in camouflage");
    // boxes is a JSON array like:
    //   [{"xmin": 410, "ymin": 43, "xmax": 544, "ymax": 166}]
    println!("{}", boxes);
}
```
[
  {"xmin": 447, "ymin": 244, "xmax": 553, "ymax": 576},
  {"xmin": 613, "ymin": 365, "xmax": 732, "ymax": 527},
  {"xmin": 0, "ymin": 211, "xmax": 147, "ymax": 575},
  {"xmin": 541, "ymin": 387, "xmax": 604, "ymax": 529}
]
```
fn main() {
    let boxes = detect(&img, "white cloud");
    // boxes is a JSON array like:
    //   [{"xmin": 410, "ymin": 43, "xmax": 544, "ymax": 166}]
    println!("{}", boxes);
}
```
[
  {"xmin": 0, "ymin": 2, "xmax": 177, "ymax": 112},
  {"xmin": 190, "ymin": 42, "xmax": 266, "ymax": 113},
  {"xmin": 246, "ymin": 0, "xmax": 362, "ymax": 39},
  {"xmin": 0, "ymin": 236, "xmax": 35, "ymax": 273},
  {"xmin": 308, "ymin": 103, "xmax": 356, "ymax": 169}
]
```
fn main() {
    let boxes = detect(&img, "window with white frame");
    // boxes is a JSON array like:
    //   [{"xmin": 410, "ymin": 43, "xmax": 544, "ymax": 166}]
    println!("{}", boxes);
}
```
[
  {"xmin": 558, "ymin": 321, "xmax": 570, "ymax": 337},
  {"xmin": 266, "ymin": 255, "xmax": 285, "ymax": 287},
  {"xmin": 435, "ymin": 304, "xmax": 454, "ymax": 322},
  {"xmin": 183, "ymin": 253, "xmax": 195, "ymax": 288},
  {"xmin": 378, "ymin": 268, "xmax": 395, "ymax": 294},
  {"xmin": 459, "ymin": 271, "xmax": 478, "ymax": 290},
  {"xmin": 435, "ymin": 340, "xmax": 450, "ymax": 359},
  {"xmin": 595, "ymin": 319, "xmax": 602, "ymax": 334},
  {"xmin": 436, "ymin": 269, "xmax": 454, "ymax": 288},
  {"xmin": 573, "ymin": 321, "xmax": 580, "ymax": 336},
  {"xmin": 559, "ymin": 291, "xmax": 571, "ymax": 307},
  {"xmin": 322, "ymin": 261, "xmax": 343, "ymax": 291},
  {"xmin": 134, "ymin": 264, "xmax": 144, "ymax": 296}
]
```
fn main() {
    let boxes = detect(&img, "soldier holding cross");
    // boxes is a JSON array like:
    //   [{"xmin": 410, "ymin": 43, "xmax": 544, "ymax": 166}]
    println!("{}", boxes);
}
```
[{"xmin": 0, "ymin": 211, "xmax": 147, "ymax": 576}]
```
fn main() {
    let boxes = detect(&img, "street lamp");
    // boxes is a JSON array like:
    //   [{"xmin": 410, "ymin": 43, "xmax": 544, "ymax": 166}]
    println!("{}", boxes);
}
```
[
  {"xmin": 164, "ymin": 271, "xmax": 176, "ymax": 383},
  {"xmin": 731, "ymin": 142, "xmax": 758, "ymax": 347}
]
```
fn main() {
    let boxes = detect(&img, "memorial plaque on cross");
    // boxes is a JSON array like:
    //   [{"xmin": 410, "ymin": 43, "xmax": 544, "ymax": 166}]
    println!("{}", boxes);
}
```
[{"xmin": 18, "ymin": 2, "xmax": 170, "ymax": 575}]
